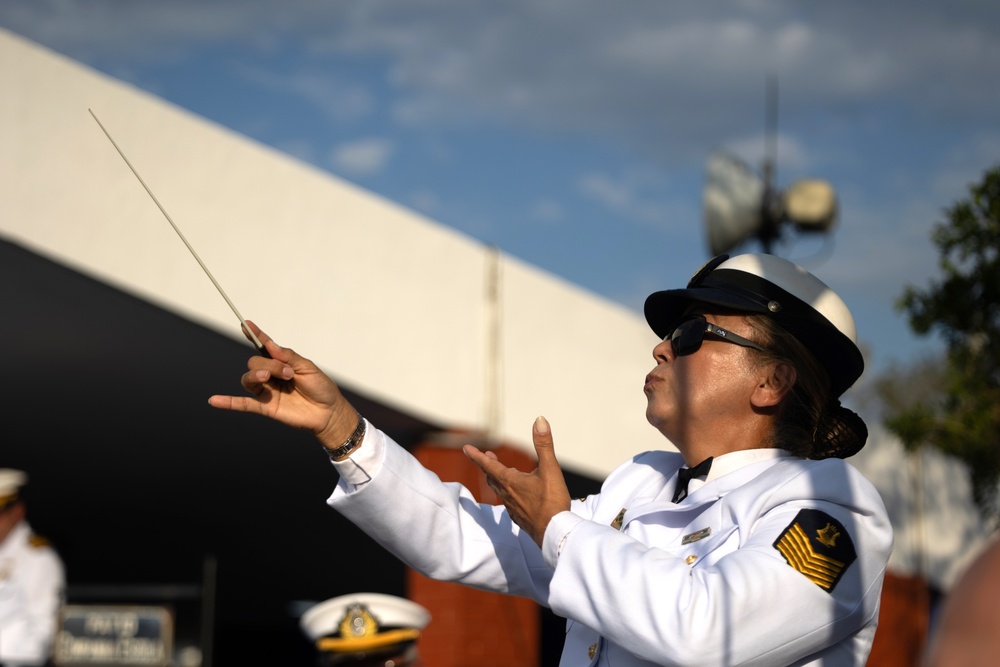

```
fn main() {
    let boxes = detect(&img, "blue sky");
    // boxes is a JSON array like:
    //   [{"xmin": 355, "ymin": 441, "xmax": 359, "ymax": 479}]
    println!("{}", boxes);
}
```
[{"xmin": 3, "ymin": 0, "xmax": 999, "ymax": 386}]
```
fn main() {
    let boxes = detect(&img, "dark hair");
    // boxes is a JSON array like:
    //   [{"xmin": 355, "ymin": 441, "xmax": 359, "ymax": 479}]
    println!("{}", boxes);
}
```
[{"xmin": 745, "ymin": 313, "xmax": 833, "ymax": 458}]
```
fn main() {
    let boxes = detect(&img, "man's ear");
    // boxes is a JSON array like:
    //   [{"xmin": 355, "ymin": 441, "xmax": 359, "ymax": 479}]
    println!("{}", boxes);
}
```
[{"xmin": 752, "ymin": 361, "xmax": 797, "ymax": 408}]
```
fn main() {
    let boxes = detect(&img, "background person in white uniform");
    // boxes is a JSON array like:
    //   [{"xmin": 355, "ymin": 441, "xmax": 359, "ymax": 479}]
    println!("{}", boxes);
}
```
[
  {"xmin": 210, "ymin": 253, "xmax": 892, "ymax": 666},
  {"xmin": 0, "ymin": 469, "xmax": 65, "ymax": 667}
]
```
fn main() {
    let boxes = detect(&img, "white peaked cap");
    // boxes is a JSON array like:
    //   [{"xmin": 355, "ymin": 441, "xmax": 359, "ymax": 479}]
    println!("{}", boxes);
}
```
[
  {"xmin": 644, "ymin": 253, "xmax": 864, "ymax": 397},
  {"xmin": 301, "ymin": 592, "xmax": 431, "ymax": 653},
  {"xmin": 0, "ymin": 468, "xmax": 27, "ymax": 504}
]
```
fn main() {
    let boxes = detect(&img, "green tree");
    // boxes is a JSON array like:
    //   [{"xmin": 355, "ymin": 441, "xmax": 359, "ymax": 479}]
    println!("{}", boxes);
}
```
[{"xmin": 884, "ymin": 164, "xmax": 1000, "ymax": 517}]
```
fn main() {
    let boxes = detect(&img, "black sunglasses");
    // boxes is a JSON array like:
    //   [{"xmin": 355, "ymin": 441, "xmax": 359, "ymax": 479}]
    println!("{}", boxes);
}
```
[{"xmin": 666, "ymin": 314, "xmax": 768, "ymax": 357}]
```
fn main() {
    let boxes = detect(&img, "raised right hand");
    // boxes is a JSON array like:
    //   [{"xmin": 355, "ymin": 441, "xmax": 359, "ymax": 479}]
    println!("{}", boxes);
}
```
[{"xmin": 208, "ymin": 320, "xmax": 360, "ymax": 448}]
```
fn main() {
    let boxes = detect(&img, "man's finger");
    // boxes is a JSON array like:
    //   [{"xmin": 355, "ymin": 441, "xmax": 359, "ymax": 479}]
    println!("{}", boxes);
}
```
[
  {"xmin": 532, "ymin": 416, "xmax": 558, "ymax": 465},
  {"xmin": 463, "ymin": 444, "xmax": 501, "ymax": 476},
  {"xmin": 208, "ymin": 394, "xmax": 262, "ymax": 415},
  {"xmin": 244, "ymin": 319, "xmax": 267, "ymax": 342},
  {"xmin": 241, "ymin": 320, "xmax": 283, "ymax": 360}
]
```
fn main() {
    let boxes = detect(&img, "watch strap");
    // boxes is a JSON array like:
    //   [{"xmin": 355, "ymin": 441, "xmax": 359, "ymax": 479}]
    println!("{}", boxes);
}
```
[{"xmin": 323, "ymin": 414, "xmax": 367, "ymax": 461}]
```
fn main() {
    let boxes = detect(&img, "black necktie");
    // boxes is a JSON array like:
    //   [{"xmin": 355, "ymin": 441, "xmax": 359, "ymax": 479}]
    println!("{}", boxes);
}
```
[{"xmin": 672, "ymin": 456, "xmax": 714, "ymax": 503}]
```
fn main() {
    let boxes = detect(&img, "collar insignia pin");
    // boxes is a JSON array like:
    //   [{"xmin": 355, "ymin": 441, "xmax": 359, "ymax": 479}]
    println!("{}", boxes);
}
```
[
  {"xmin": 682, "ymin": 527, "xmax": 712, "ymax": 544},
  {"xmin": 610, "ymin": 508, "xmax": 626, "ymax": 531}
]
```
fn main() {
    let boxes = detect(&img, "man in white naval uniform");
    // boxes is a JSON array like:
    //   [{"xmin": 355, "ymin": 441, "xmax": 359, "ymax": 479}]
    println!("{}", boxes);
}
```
[
  {"xmin": 0, "ymin": 469, "xmax": 65, "ymax": 667},
  {"xmin": 211, "ymin": 253, "xmax": 892, "ymax": 666}
]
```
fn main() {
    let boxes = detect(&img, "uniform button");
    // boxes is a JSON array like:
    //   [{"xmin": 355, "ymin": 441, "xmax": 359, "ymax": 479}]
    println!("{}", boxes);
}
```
[
  {"xmin": 588, "ymin": 642, "xmax": 598, "ymax": 659},
  {"xmin": 685, "ymin": 554, "xmax": 697, "ymax": 565}
]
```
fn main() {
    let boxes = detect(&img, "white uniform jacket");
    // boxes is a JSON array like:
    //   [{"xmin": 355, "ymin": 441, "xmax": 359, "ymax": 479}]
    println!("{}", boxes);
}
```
[
  {"xmin": 329, "ymin": 422, "xmax": 892, "ymax": 667},
  {"xmin": 0, "ymin": 521, "xmax": 65, "ymax": 666}
]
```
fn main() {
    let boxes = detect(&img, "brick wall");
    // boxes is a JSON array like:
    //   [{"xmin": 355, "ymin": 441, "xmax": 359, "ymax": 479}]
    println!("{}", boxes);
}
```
[
  {"xmin": 409, "ymin": 442, "xmax": 542, "ymax": 667},
  {"xmin": 867, "ymin": 572, "xmax": 931, "ymax": 667}
]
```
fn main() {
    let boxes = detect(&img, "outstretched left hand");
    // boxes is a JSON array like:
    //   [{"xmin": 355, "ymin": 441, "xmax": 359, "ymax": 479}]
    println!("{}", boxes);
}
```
[{"xmin": 463, "ymin": 416, "xmax": 571, "ymax": 547}]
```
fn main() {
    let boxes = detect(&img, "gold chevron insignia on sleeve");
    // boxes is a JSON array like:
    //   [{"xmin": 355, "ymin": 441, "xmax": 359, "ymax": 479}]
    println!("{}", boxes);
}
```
[{"xmin": 773, "ymin": 509, "xmax": 857, "ymax": 592}]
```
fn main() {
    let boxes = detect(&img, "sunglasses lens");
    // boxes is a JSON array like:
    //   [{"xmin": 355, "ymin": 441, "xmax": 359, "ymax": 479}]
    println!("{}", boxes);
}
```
[{"xmin": 669, "ymin": 317, "xmax": 705, "ymax": 356}]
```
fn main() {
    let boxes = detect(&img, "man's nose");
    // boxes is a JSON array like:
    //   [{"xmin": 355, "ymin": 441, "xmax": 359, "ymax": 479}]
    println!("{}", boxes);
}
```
[{"xmin": 652, "ymin": 337, "xmax": 673, "ymax": 363}]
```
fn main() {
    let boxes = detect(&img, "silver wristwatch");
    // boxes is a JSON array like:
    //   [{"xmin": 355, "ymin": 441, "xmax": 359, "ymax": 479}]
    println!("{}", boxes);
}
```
[{"xmin": 323, "ymin": 414, "xmax": 367, "ymax": 461}]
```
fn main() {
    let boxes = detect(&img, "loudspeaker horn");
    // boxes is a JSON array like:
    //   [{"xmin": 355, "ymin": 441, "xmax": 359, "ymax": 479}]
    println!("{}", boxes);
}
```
[{"xmin": 703, "ymin": 152, "xmax": 765, "ymax": 256}]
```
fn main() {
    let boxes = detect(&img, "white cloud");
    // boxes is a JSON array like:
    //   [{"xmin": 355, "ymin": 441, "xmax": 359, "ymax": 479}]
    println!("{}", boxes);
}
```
[
  {"xmin": 408, "ymin": 190, "xmax": 440, "ymax": 215},
  {"xmin": 528, "ymin": 199, "xmax": 564, "ymax": 224},
  {"xmin": 579, "ymin": 173, "xmax": 633, "ymax": 211},
  {"xmin": 329, "ymin": 137, "xmax": 394, "ymax": 175},
  {"xmin": 577, "ymin": 170, "xmax": 676, "ymax": 228},
  {"xmin": 236, "ymin": 66, "xmax": 375, "ymax": 123},
  {"xmin": 718, "ymin": 132, "xmax": 809, "ymax": 173},
  {"xmin": 5, "ymin": 1, "xmax": 999, "ymax": 153}
]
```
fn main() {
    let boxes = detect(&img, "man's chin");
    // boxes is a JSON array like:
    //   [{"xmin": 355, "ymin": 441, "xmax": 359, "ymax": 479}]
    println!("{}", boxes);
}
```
[{"xmin": 645, "ymin": 408, "xmax": 668, "ymax": 432}]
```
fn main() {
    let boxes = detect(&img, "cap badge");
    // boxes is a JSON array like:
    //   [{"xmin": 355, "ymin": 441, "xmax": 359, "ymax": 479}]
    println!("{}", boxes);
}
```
[{"xmin": 339, "ymin": 603, "xmax": 379, "ymax": 638}]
